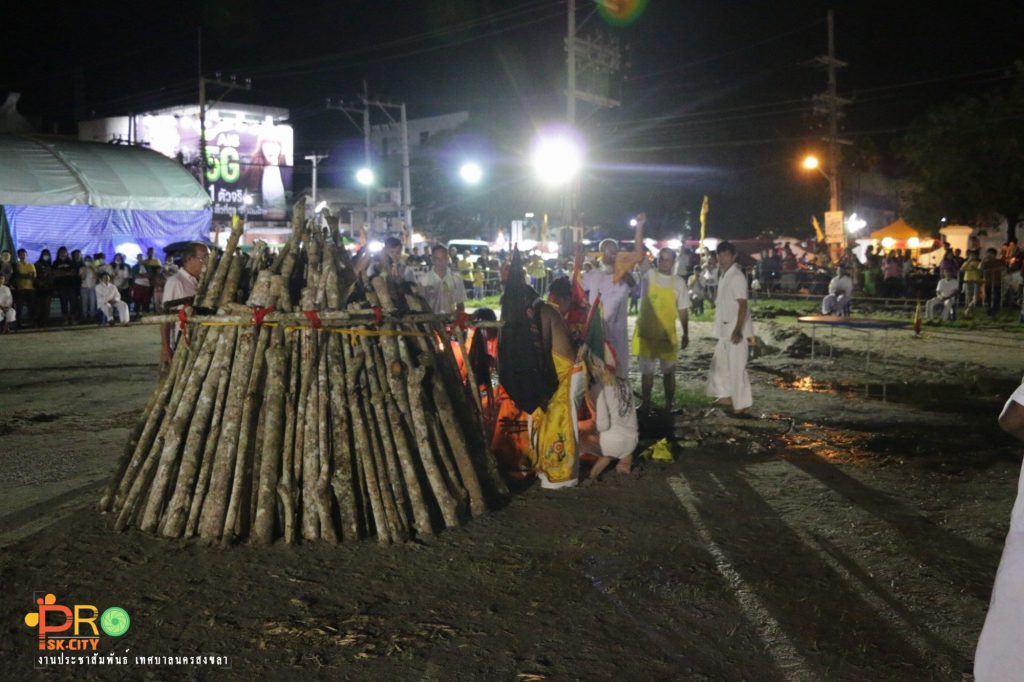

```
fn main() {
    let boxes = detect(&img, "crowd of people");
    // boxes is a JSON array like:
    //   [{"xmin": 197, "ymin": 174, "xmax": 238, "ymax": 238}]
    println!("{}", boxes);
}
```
[{"xmin": 0, "ymin": 246, "xmax": 175, "ymax": 331}]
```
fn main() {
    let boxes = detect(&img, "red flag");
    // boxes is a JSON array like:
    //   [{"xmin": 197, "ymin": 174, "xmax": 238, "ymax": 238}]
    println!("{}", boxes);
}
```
[{"xmin": 565, "ymin": 242, "xmax": 590, "ymax": 341}]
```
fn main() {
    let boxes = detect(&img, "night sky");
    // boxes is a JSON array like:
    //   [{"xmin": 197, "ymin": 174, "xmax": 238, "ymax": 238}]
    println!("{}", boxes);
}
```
[{"xmin": 2, "ymin": 0, "xmax": 1021, "ymax": 238}]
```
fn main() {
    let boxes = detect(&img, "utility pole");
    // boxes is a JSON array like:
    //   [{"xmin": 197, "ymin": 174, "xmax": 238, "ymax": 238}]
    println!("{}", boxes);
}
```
[
  {"xmin": 328, "ymin": 90, "xmax": 414, "ymax": 243},
  {"xmin": 564, "ymin": 0, "xmax": 622, "ymax": 234},
  {"xmin": 813, "ymin": 9, "xmax": 850, "ymax": 213},
  {"xmin": 197, "ymin": 29, "xmax": 252, "ymax": 187},
  {"xmin": 304, "ymin": 153, "xmax": 328, "ymax": 207}
]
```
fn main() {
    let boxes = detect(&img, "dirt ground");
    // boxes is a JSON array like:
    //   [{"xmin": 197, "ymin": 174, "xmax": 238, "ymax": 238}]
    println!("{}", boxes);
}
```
[{"xmin": 1, "ymin": 310, "xmax": 1022, "ymax": 681}]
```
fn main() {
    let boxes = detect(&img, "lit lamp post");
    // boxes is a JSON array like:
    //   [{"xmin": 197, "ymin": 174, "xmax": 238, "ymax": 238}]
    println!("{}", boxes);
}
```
[
  {"xmin": 802, "ymin": 154, "xmax": 839, "ymax": 213},
  {"xmin": 356, "ymin": 167, "xmax": 375, "ymax": 229},
  {"xmin": 803, "ymin": 154, "xmax": 844, "ymax": 259},
  {"xmin": 458, "ymin": 161, "xmax": 483, "ymax": 186},
  {"xmin": 532, "ymin": 132, "xmax": 583, "ymax": 256}
]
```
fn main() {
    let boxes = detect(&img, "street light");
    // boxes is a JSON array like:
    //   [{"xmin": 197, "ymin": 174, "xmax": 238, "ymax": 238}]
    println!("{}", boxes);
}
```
[
  {"xmin": 801, "ymin": 154, "xmax": 839, "ymax": 212},
  {"xmin": 355, "ymin": 167, "xmax": 375, "ymax": 187},
  {"xmin": 459, "ymin": 161, "xmax": 483, "ymax": 185},
  {"xmin": 531, "ymin": 133, "xmax": 583, "ymax": 187}
]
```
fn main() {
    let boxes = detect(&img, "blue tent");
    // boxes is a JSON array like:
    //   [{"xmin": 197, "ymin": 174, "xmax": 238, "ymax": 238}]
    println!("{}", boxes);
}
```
[{"xmin": 0, "ymin": 134, "xmax": 211, "ymax": 260}]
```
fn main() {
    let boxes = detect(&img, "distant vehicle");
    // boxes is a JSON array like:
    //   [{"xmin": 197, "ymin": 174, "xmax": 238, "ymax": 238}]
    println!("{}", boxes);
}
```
[{"xmin": 446, "ymin": 239, "xmax": 491, "ymax": 264}]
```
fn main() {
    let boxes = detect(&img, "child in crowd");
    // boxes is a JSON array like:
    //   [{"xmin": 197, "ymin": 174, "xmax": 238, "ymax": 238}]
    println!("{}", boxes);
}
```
[{"xmin": 472, "ymin": 264, "xmax": 485, "ymax": 299}]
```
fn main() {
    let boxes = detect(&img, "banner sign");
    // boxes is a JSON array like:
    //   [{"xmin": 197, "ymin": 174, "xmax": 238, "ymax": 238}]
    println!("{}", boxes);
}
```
[
  {"xmin": 138, "ymin": 114, "xmax": 293, "ymax": 219},
  {"xmin": 824, "ymin": 210, "xmax": 845, "ymax": 245}
]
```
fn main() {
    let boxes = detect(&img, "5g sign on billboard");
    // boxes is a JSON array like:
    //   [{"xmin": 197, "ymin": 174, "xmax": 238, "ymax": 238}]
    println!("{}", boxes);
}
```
[{"xmin": 139, "ymin": 113, "xmax": 293, "ymax": 220}]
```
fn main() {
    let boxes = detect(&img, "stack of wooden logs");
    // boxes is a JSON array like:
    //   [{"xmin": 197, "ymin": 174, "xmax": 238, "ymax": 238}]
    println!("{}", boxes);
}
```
[{"xmin": 98, "ymin": 205, "xmax": 508, "ymax": 544}]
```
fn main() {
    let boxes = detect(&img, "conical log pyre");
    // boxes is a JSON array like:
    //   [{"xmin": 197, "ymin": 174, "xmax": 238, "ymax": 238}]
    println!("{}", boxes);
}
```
[{"xmin": 98, "ymin": 204, "xmax": 508, "ymax": 545}]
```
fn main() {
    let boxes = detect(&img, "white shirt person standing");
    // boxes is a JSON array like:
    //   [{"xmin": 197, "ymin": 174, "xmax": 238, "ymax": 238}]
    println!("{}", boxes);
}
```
[
  {"xmin": 706, "ymin": 241, "xmax": 753, "ymax": 414},
  {"xmin": 418, "ymin": 244, "xmax": 466, "ymax": 315}
]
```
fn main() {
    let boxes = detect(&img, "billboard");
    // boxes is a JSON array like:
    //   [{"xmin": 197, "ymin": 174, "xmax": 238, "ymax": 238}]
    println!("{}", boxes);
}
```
[{"xmin": 138, "ymin": 113, "xmax": 293, "ymax": 220}]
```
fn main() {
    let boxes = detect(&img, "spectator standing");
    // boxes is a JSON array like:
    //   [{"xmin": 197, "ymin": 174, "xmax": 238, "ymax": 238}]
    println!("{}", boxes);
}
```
[
  {"xmin": 961, "ymin": 251, "xmax": 982, "ymax": 312},
  {"xmin": 418, "ymin": 244, "xmax": 467, "ymax": 315},
  {"xmin": 34, "ymin": 249, "xmax": 54, "ymax": 327},
  {"xmin": 13, "ymin": 249, "xmax": 35, "ymax": 324},
  {"xmin": 69, "ymin": 250, "xmax": 84, "ymax": 321},
  {"xmin": 160, "ymin": 243, "xmax": 209, "ymax": 364},
  {"xmin": 583, "ymin": 235, "xmax": 637, "ymax": 381},
  {"xmin": 633, "ymin": 247, "xmax": 689, "ymax": 413},
  {"xmin": 111, "ymin": 253, "xmax": 132, "ymax": 314},
  {"xmin": 707, "ymin": 241, "xmax": 753, "ymax": 414},
  {"xmin": 0, "ymin": 250, "xmax": 13, "ymax": 283},
  {"xmin": 80, "ymin": 255, "xmax": 98, "ymax": 322},
  {"xmin": 982, "ymin": 248, "xmax": 1006, "ymax": 316},
  {"xmin": 882, "ymin": 253, "xmax": 903, "ymax": 298},
  {"xmin": 52, "ymin": 246, "xmax": 78, "ymax": 324},
  {"xmin": 131, "ymin": 254, "xmax": 153, "ymax": 313}
]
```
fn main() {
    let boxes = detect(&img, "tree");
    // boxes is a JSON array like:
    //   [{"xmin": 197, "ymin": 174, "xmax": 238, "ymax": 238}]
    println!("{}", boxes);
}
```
[{"xmin": 901, "ymin": 69, "xmax": 1024, "ymax": 237}]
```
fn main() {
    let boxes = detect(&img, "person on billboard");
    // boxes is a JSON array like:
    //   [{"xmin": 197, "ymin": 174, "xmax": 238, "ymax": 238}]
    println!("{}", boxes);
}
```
[{"xmin": 243, "ymin": 128, "xmax": 289, "ymax": 220}]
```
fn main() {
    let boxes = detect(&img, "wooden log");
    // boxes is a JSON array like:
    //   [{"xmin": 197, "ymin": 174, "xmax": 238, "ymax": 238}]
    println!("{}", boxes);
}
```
[
  {"xmin": 300, "ymin": 358, "xmax": 322, "ymax": 541},
  {"xmin": 136, "ymin": 310, "xmax": 459, "ymax": 326},
  {"xmin": 276, "ymin": 331, "xmax": 300, "ymax": 544},
  {"xmin": 117, "ymin": 330, "xmax": 219, "ymax": 532},
  {"xmin": 217, "ymin": 253, "xmax": 245, "ymax": 309},
  {"xmin": 361, "ymin": 335, "xmax": 411, "ymax": 541},
  {"xmin": 314, "ymin": 342, "xmax": 338, "ymax": 543},
  {"xmin": 158, "ymin": 328, "xmax": 234, "ymax": 537},
  {"xmin": 197, "ymin": 327, "xmax": 257, "ymax": 540},
  {"xmin": 185, "ymin": 338, "xmax": 234, "ymax": 538},
  {"xmin": 368, "ymin": 276, "xmax": 432, "ymax": 536},
  {"xmin": 99, "ymin": 338, "xmax": 186, "ymax": 512},
  {"xmin": 222, "ymin": 324, "xmax": 271, "ymax": 542},
  {"xmin": 344, "ymin": 344, "xmax": 393, "ymax": 544},
  {"xmin": 326, "ymin": 334, "xmax": 362, "ymax": 542},
  {"xmin": 430, "ymin": 370, "xmax": 488, "ymax": 518},
  {"xmin": 252, "ymin": 329, "xmax": 287, "ymax": 544},
  {"xmin": 201, "ymin": 219, "xmax": 244, "ymax": 309}
]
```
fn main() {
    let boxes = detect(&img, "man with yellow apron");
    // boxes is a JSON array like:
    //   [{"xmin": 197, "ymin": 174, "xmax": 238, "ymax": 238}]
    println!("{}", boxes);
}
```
[{"xmin": 632, "ymin": 247, "xmax": 690, "ymax": 412}]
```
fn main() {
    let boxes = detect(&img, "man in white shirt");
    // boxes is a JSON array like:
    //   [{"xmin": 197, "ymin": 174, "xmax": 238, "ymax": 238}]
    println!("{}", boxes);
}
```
[
  {"xmin": 0, "ymin": 274, "xmax": 15, "ymax": 333},
  {"xmin": 633, "ymin": 247, "xmax": 690, "ymax": 412},
  {"xmin": 418, "ymin": 243, "xmax": 466, "ymax": 315},
  {"xmin": 583, "ymin": 236, "xmax": 636, "ymax": 380},
  {"xmin": 95, "ymin": 272, "xmax": 130, "ymax": 326},
  {"xmin": 706, "ymin": 241, "xmax": 753, "ymax": 413},
  {"xmin": 160, "ymin": 243, "xmax": 209, "ymax": 364},
  {"xmin": 368, "ymin": 236, "xmax": 418, "ymax": 285},
  {"xmin": 975, "ymin": 382, "xmax": 1024, "ymax": 680},
  {"xmin": 925, "ymin": 271, "xmax": 959, "ymax": 322},
  {"xmin": 821, "ymin": 265, "xmax": 854, "ymax": 316}
]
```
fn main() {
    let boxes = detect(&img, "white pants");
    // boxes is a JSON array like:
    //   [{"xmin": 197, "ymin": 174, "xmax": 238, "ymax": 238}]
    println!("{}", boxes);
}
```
[
  {"xmin": 821, "ymin": 293, "xmax": 849, "ymax": 315},
  {"xmin": 925, "ymin": 296, "xmax": 954, "ymax": 321},
  {"xmin": 707, "ymin": 336, "xmax": 752, "ymax": 410},
  {"xmin": 975, "ymin": 532, "xmax": 1024, "ymax": 680},
  {"xmin": 1, "ymin": 307, "xmax": 14, "ymax": 322},
  {"xmin": 99, "ymin": 300, "xmax": 130, "ymax": 324}
]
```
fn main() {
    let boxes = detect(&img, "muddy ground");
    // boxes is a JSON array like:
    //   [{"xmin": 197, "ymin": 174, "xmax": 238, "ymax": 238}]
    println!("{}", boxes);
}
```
[{"xmin": 1, "ymin": 310, "xmax": 1022, "ymax": 681}]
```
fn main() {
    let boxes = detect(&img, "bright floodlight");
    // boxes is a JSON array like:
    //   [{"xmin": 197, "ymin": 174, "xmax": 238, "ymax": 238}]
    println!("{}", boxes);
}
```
[
  {"xmin": 459, "ymin": 161, "xmax": 483, "ymax": 185},
  {"xmin": 243, "ymin": 194, "xmax": 254, "ymax": 206},
  {"xmin": 356, "ymin": 167, "xmax": 375, "ymax": 187},
  {"xmin": 802, "ymin": 155, "xmax": 820, "ymax": 171},
  {"xmin": 629, "ymin": 218, "xmax": 638, "ymax": 227},
  {"xmin": 845, "ymin": 212, "xmax": 866, "ymax": 234},
  {"xmin": 907, "ymin": 237, "xmax": 921, "ymax": 249},
  {"xmin": 368, "ymin": 240, "xmax": 384, "ymax": 254},
  {"xmin": 532, "ymin": 134, "xmax": 582, "ymax": 187},
  {"xmin": 881, "ymin": 237, "xmax": 896, "ymax": 250}
]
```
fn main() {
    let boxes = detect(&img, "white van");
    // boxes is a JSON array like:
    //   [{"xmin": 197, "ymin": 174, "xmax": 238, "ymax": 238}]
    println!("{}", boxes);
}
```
[{"xmin": 446, "ymin": 239, "xmax": 491, "ymax": 264}]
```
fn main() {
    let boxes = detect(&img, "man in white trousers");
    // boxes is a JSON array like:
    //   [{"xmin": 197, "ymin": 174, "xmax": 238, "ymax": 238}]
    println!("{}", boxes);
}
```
[
  {"xmin": 974, "ymin": 382, "xmax": 1024, "ymax": 680},
  {"xmin": 707, "ymin": 241, "xmax": 752, "ymax": 414},
  {"xmin": 95, "ymin": 272, "xmax": 130, "ymax": 326}
]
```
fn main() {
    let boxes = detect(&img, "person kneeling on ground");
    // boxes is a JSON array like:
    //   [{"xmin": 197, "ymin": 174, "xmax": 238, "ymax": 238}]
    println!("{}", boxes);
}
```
[
  {"xmin": 925, "ymin": 271, "xmax": 959, "ymax": 322},
  {"xmin": 821, "ymin": 265, "xmax": 853, "ymax": 316},
  {"xmin": 0, "ymin": 274, "xmax": 16, "ymax": 333},
  {"xmin": 581, "ymin": 362, "xmax": 638, "ymax": 479},
  {"xmin": 95, "ymin": 272, "xmax": 130, "ymax": 326}
]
